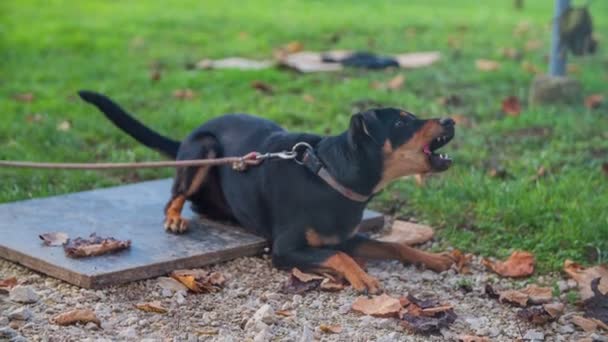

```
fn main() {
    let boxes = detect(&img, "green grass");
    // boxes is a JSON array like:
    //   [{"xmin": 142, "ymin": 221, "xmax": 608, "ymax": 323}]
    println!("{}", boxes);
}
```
[{"xmin": 1, "ymin": 0, "xmax": 607, "ymax": 271}]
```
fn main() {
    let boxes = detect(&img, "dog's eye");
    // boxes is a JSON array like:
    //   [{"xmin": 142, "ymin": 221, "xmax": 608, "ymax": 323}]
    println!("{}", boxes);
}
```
[{"xmin": 395, "ymin": 121, "xmax": 405, "ymax": 128}]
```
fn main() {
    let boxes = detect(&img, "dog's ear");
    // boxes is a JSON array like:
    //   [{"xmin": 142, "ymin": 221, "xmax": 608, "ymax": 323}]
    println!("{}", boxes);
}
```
[{"xmin": 348, "ymin": 110, "xmax": 384, "ymax": 147}]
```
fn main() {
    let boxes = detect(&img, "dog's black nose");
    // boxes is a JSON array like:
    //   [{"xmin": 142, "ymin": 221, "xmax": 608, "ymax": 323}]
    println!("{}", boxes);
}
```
[{"xmin": 440, "ymin": 118, "xmax": 455, "ymax": 126}]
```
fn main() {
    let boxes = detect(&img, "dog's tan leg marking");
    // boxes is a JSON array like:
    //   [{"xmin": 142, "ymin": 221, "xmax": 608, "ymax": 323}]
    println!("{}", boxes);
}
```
[
  {"xmin": 164, "ymin": 195, "xmax": 189, "ymax": 233},
  {"xmin": 352, "ymin": 240, "xmax": 454, "ymax": 272}
]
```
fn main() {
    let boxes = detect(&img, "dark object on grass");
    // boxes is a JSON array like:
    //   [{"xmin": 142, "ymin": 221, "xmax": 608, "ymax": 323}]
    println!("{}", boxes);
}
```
[
  {"xmin": 559, "ymin": 5, "xmax": 597, "ymax": 56},
  {"xmin": 583, "ymin": 277, "xmax": 608, "ymax": 324},
  {"xmin": 322, "ymin": 51, "xmax": 399, "ymax": 69},
  {"xmin": 64, "ymin": 233, "xmax": 131, "ymax": 258}
]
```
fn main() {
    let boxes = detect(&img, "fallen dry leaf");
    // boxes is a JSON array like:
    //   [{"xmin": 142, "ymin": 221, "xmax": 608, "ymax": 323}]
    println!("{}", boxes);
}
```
[
  {"xmin": 476, "ymin": 59, "xmax": 500, "ymax": 71},
  {"xmin": 500, "ymin": 47, "xmax": 521, "ymax": 60},
  {"xmin": 458, "ymin": 335, "xmax": 490, "ymax": 342},
  {"xmin": 149, "ymin": 69, "xmax": 161, "ymax": 81},
  {"xmin": 13, "ymin": 93, "xmax": 35, "ymax": 102},
  {"xmin": 136, "ymin": 301, "xmax": 167, "ymax": 314},
  {"xmin": 57, "ymin": 120, "xmax": 72, "ymax": 132},
  {"xmin": 502, "ymin": 96, "xmax": 522, "ymax": 116},
  {"xmin": 64, "ymin": 233, "xmax": 131, "ymax": 258},
  {"xmin": 563, "ymin": 259, "xmax": 608, "ymax": 300},
  {"xmin": 39, "ymin": 232, "xmax": 69, "ymax": 246},
  {"xmin": 451, "ymin": 250, "xmax": 473, "ymax": 274},
  {"xmin": 521, "ymin": 60, "xmax": 541, "ymax": 74},
  {"xmin": 378, "ymin": 220, "xmax": 434, "ymax": 246},
  {"xmin": 499, "ymin": 289, "xmax": 530, "ymax": 307},
  {"xmin": 292, "ymin": 268, "xmax": 324, "ymax": 283},
  {"xmin": 483, "ymin": 251, "xmax": 535, "ymax": 278},
  {"xmin": 173, "ymin": 89, "xmax": 195, "ymax": 100},
  {"xmin": 517, "ymin": 306, "xmax": 553, "ymax": 325},
  {"xmin": 284, "ymin": 41, "xmax": 304, "ymax": 54},
  {"xmin": 567, "ymin": 64, "xmax": 580, "ymax": 74},
  {"xmin": 582, "ymin": 278, "xmax": 608, "ymax": 325},
  {"xmin": 351, "ymin": 294, "xmax": 402, "ymax": 318},
  {"xmin": 275, "ymin": 309, "xmax": 294, "ymax": 317},
  {"xmin": 603, "ymin": 163, "xmax": 608, "ymax": 176},
  {"xmin": 571, "ymin": 315, "xmax": 608, "ymax": 332},
  {"xmin": 319, "ymin": 324, "xmax": 342, "ymax": 334},
  {"xmin": 196, "ymin": 328, "xmax": 219, "ymax": 336},
  {"xmin": 400, "ymin": 294, "xmax": 456, "ymax": 334},
  {"xmin": 157, "ymin": 276, "xmax": 189, "ymax": 293},
  {"xmin": 51, "ymin": 309, "xmax": 100, "ymax": 327},
  {"xmin": 485, "ymin": 284, "xmax": 500, "ymax": 299},
  {"xmin": 25, "ymin": 113, "xmax": 44, "ymax": 123},
  {"xmin": 251, "ymin": 80, "xmax": 274, "ymax": 95},
  {"xmin": 513, "ymin": 21, "xmax": 531, "ymax": 36},
  {"xmin": 543, "ymin": 303, "xmax": 565, "ymax": 318},
  {"xmin": 394, "ymin": 51, "xmax": 441, "ymax": 69},
  {"xmin": 585, "ymin": 94, "xmax": 604, "ymax": 109},
  {"xmin": 171, "ymin": 269, "xmax": 225, "ymax": 293},
  {"xmin": 319, "ymin": 277, "xmax": 345, "ymax": 292},
  {"xmin": 525, "ymin": 39, "xmax": 542, "ymax": 51},
  {"xmin": 387, "ymin": 74, "xmax": 405, "ymax": 90},
  {"xmin": 0, "ymin": 277, "xmax": 18, "ymax": 294},
  {"xmin": 521, "ymin": 284, "xmax": 553, "ymax": 304}
]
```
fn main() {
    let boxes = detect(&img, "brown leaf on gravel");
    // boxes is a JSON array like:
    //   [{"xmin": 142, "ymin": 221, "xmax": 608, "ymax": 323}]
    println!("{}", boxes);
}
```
[
  {"xmin": 502, "ymin": 96, "xmax": 522, "ymax": 116},
  {"xmin": 275, "ymin": 309, "xmax": 294, "ymax": 317},
  {"xmin": 585, "ymin": 94, "xmax": 604, "ymax": 109},
  {"xmin": 319, "ymin": 277, "xmax": 345, "ymax": 292},
  {"xmin": 39, "ymin": 232, "xmax": 69, "ymax": 246},
  {"xmin": 521, "ymin": 284, "xmax": 553, "ymax": 304},
  {"xmin": 319, "ymin": 324, "xmax": 342, "ymax": 334},
  {"xmin": 563, "ymin": 259, "xmax": 608, "ymax": 300},
  {"xmin": 475, "ymin": 59, "xmax": 500, "ymax": 71},
  {"xmin": 400, "ymin": 294, "xmax": 457, "ymax": 334},
  {"xmin": 485, "ymin": 284, "xmax": 500, "ymax": 299},
  {"xmin": 499, "ymin": 289, "xmax": 529, "ymax": 307},
  {"xmin": 171, "ymin": 269, "xmax": 225, "ymax": 293},
  {"xmin": 571, "ymin": 315, "xmax": 608, "ymax": 332},
  {"xmin": 451, "ymin": 250, "xmax": 473, "ymax": 274},
  {"xmin": 351, "ymin": 294, "xmax": 402, "ymax": 318},
  {"xmin": 196, "ymin": 328, "xmax": 219, "ymax": 336},
  {"xmin": 281, "ymin": 273, "xmax": 323, "ymax": 294},
  {"xmin": 173, "ymin": 89, "xmax": 195, "ymax": 100},
  {"xmin": 51, "ymin": 309, "xmax": 100, "ymax": 327},
  {"xmin": 543, "ymin": 303, "xmax": 565, "ymax": 318},
  {"xmin": 378, "ymin": 220, "xmax": 434, "ymax": 246},
  {"xmin": 387, "ymin": 74, "xmax": 405, "ymax": 90},
  {"xmin": 136, "ymin": 301, "xmax": 167, "ymax": 314},
  {"xmin": 517, "ymin": 306, "xmax": 553, "ymax": 325},
  {"xmin": 251, "ymin": 80, "xmax": 274, "ymax": 95},
  {"xmin": 64, "ymin": 233, "xmax": 131, "ymax": 258},
  {"xmin": 483, "ymin": 251, "xmax": 535, "ymax": 278},
  {"xmin": 57, "ymin": 120, "xmax": 72, "ymax": 132},
  {"xmin": 13, "ymin": 93, "xmax": 35, "ymax": 102},
  {"xmin": 458, "ymin": 335, "xmax": 490, "ymax": 342},
  {"xmin": 292, "ymin": 268, "xmax": 324, "ymax": 283},
  {"xmin": 0, "ymin": 277, "xmax": 18, "ymax": 294}
]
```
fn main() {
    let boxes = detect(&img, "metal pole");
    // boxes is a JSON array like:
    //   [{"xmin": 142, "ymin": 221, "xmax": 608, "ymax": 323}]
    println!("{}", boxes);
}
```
[{"xmin": 549, "ymin": 0, "xmax": 570, "ymax": 76}]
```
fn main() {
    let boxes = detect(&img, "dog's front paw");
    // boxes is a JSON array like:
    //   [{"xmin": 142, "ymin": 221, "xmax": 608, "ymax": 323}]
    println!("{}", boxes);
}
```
[
  {"xmin": 423, "ymin": 252, "xmax": 454, "ymax": 273},
  {"xmin": 164, "ymin": 215, "xmax": 189, "ymax": 234}
]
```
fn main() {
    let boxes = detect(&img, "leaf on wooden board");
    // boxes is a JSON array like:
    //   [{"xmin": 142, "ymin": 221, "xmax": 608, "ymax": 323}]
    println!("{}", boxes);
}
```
[{"xmin": 64, "ymin": 233, "xmax": 131, "ymax": 258}]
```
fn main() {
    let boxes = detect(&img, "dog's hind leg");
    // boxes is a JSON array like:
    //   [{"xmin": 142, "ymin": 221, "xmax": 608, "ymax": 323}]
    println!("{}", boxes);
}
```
[
  {"xmin": 336, "ymin": 234, "xmax": 454, "ymax": 272},
  {"xmin": 164, "ymin": 133, "xmax": 221, "ymax": 233}
]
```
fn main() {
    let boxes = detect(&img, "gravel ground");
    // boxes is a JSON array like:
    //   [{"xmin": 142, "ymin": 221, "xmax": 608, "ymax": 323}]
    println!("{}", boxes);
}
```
[{"xmin": 0, "ymin": 251, "xmax": 606, "ymax": 341}]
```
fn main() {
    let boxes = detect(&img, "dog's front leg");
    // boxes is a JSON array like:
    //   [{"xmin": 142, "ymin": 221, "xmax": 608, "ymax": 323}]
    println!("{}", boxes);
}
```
[
  {"xmin": 337, "ymin": 234, "xmax": 454, "ymax": 272},
  {"xmin": 271, "ymin": 233, "xmax": 380, "ymax": 294}
]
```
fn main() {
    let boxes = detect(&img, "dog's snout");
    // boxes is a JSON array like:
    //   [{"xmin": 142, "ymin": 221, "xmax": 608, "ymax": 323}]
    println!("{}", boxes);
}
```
[{"xmin": 440, "ymin": 118, "xmax": 455, "ymax": 126}]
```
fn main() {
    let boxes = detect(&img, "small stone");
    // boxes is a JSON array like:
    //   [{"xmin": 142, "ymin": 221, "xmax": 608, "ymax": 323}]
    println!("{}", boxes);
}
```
[
  {"xmin": 590, "ymin": 333, "xmax": 608, "ymax": 342},
  {"xmin": 251, "ymin": 304, "xmax": 275, "ymax": 325},
  {"xmin": 9, "ymin": 286, "xmax": 39, "ymax": 303},
  {"xmin": 85, "ymin": 322, "xmax": 99, "ymax": 331},
  {"xmin": 253, "ymin": 325, "xmax": 269, "ymax": 342},
  {"xmin": 119, "ymin": 327, "xmax": 138, "ymax": 339},
  {"xmin": 161, "ymin": 288, "xmax": 173, "ymax": 298},
  {"xmin": 0, "ymin": 327, "xmax": 18, "ymax": 339},
  {"xmin": 0, "ymin": 317, "xmax": 8, "ymax": 326},
  {"xmin": 566, "ymin": 279, "xmax": 577, "ymax": 289},
  {"xmin": 487, "ymin": 327, "xmax": 501, "ymax": 337},
  {"xmin": 10, "ymin": 336, "xmax": 28, "ymax": 342},
  {"xmin": 8, "ymin": 307, "xmax": 32, "ymax": 321},
  {"xmin": 523, "ymin": 330, "xmax": 544, "ymax": 341},
  {"xmin": 175, "ymin": 292, "xmax": 186, "ymax": 305},
  {"xmin": 292, "ymin": 295, "xmax": 303, "ymax": 306},
  {"xmin": 338, "ymin": 303, "xmax": 351, "ymax": 315},
  {"xmin": 558, "ymin": 324, "xmax": 575, "ymax": 334},
  {"xmin": 465, "ymin": 317, "xmax": 488, "ymax": 331},
  {"xmin": 299, "ymin": 325, "xmax": 313, "ymax": 342},
  {"xmin": 557, "ymin": 280, "xmax": 569, "ymax": 293}
]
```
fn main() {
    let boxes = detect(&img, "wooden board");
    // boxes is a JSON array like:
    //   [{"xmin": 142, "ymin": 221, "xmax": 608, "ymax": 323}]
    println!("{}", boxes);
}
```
[{"xmin": 0, "ymin": 179, "xmax": 384, "ymax": 288}]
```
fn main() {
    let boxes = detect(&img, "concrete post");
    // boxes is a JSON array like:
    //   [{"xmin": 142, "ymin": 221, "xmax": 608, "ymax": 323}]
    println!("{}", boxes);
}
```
[{"xmin": 549, "ymin": 0, "xmax": 570, "ymax": 76}]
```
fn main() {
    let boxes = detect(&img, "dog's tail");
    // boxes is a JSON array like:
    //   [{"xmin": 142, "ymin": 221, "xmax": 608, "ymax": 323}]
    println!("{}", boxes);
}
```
[{"xmin": 78, "ymin": 90, "xmax": 180, "ymax": 159}]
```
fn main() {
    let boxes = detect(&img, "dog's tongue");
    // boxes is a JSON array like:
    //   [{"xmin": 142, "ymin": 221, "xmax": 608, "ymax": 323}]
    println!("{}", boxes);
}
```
[{"xmin": 423, "ymin": 144, "xmax": 431, "ymax": 155}]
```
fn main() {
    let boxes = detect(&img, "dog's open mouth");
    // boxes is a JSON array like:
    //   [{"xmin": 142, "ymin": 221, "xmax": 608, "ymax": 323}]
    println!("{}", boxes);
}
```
[{"xmin": 423, "ymin": 131, "xmax": 454, "ymax": 172}]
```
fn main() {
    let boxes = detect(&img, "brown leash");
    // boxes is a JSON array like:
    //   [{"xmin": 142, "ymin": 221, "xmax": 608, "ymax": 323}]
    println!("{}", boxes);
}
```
[{"xmin": 0, "ymin": 142, "xmax": 371, "ymax": 202}]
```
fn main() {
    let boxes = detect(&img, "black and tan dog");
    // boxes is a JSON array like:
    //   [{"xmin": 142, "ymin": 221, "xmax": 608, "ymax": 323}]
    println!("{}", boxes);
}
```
[{"xmin": 79, "ymin": 91, "xmax": 455, "ymax": 293}]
